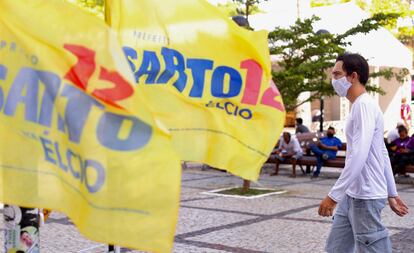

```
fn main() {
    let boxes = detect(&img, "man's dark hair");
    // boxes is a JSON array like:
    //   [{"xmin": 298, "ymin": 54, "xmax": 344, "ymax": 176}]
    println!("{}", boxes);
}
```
[
  {"xmin": 283, "ymin": 132, "xmax": 291, "ymax": 138},
  {"xmin": 328, "ymin": 126, "xmax": 335, "ymax": 131},
  {"xmin": 398, "ymin": 125, "xmax": 408, "ymax": 134},
  {"xmin": 336, "ymin": 53, "xmax": 369, "ymax": 85},
  {"xmin": 296, "ymin": 118, "xmax": 303, "ymax": 124}
]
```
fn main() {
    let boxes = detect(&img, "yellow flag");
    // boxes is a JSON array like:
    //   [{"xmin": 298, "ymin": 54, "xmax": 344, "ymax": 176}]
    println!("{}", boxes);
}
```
[
  {"xmin": 108, "ymin": 0, "xmax": 286, "ymax": 181},
  {"xmin": 0, "ymin": 0, "xmax": 181, "ymax": 252}
]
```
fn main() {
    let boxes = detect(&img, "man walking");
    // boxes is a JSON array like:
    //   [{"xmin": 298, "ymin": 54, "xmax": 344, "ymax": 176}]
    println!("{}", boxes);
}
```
[{"xmin": 318, "ymin": 53, "xmax": 408, "ymax": 253}]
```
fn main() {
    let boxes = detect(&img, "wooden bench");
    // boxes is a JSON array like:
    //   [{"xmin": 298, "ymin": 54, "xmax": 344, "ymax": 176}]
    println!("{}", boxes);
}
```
[
  {"xmin": 267, "ymin": 134, "xmax": 414, "ymax": 176},
  {"xmin": 404, "ymin": 165, "xmax": 414, "ymax": 173},
  {"xmin": 266, "ymin": 133, "xmax": 346, "ymax": 175}
]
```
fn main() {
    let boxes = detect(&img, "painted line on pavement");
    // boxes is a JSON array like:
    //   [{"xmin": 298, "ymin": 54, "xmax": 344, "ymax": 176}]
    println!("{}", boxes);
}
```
[
  {"xmin": 176, "ymin": 204, "xmax": 319, "ymax": 239},
  {"xmin": 175, "ymin": 238, "xmax": 269, "ymax": 253},
  {"xmin": 180, "ymin": 205, "xmax": 262, "ymax": 217}
]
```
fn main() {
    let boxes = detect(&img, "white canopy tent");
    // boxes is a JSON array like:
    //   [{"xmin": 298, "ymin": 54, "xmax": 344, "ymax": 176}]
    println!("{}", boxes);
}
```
[
  {"xmin": 250, "ymin": 2, "xmax": 412, "ymax": 69},
  {"xmin": 250, "ymin": 2, "xmax": 413, "ymax": 132}
]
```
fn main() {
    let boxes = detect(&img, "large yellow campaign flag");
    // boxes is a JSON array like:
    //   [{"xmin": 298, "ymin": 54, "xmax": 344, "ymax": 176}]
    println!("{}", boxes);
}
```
[
  {"xmin": 0, "ymin": 0, "xmax": 181, "ymax": 252},
  {"xmin": 108, "ymin": 0, "xmax": 286, "ymax": 181}
]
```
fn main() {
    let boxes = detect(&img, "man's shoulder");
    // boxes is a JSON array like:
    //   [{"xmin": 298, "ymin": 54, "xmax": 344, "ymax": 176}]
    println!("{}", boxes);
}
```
[
  {"xmin": 352, "ymin": 94, "xmax": 380, "ymax": 116},
  {"xmin": 297, "ymin": 125, "xmax": 309, "ymax": 132},
  {"xmin": 303, "ymin": 125, "xmax": 310, "ymax": 132}
]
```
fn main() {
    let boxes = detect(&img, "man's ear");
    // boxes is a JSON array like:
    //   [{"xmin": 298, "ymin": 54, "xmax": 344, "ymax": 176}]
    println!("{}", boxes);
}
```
[{"xmin": 351, "ymin": 72, "xmax": 358, "ymax": 83}]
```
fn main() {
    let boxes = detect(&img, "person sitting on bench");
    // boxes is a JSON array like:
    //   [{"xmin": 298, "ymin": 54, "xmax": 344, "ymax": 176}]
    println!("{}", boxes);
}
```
[
  {"xmin": 390, "ymin": 125, "xmax": 414, "ymax": 178},
  {"xmin": 271, "ymin": 132, "xmax": 303, "ymax": 178},
  {"xmin": 309, "ymin": 126, "xmax": 342, "ymax": 179}
]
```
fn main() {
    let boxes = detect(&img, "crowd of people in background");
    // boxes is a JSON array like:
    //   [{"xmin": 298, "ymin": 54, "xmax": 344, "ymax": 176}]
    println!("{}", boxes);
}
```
[
  {"xmin": 272, "ymin": 116, "xmax": 414, "ymax": 179},
  {"xmin": 387, "ymin": 123, "xmax": 414, "ymax": 178}
]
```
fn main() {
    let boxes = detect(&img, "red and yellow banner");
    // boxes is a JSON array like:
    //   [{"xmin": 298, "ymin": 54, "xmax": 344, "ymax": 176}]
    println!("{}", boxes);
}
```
[
  {"xmin": 108, "ymin": 0, "xmax": 286, "ymax": 181},
  {"xmin": 0, "ymin": 0, "xmax": 181, "ymax": 252}
]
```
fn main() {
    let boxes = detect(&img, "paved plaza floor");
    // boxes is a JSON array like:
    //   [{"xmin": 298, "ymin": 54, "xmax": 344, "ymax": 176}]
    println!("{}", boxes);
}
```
[{"xmin": 1, "ymin": 164, "xmax": 414, "ymax": 252}]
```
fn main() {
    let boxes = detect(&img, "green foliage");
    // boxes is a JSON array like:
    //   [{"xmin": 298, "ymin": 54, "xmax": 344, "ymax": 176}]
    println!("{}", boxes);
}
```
[
  {"xmin": 231, "ymin": 0, "xmax": 267, "ymax": 21},
  {"xmin": 217, "ymin": 1, "xmax": 264, "ymax": 18},
  {"xmin": 269, "ymin": 14, "xmax": 409, "ymax": 111},
  {"xmin": 369, "ymin": 0, "xmax": 412, "ymax": 30},
  {"xmin": 311, "ymin": 0, "xmax": 353, "ymax": 8},
  {"xmin": 311, "ymin": 0, "xmax": 374, "ymax": 10}
]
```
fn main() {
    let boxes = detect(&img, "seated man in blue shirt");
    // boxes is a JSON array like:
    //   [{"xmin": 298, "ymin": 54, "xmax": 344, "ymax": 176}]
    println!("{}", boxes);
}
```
[{"xmin": 310, "ymin": 126, "xmax": 342, "ymax": 179}]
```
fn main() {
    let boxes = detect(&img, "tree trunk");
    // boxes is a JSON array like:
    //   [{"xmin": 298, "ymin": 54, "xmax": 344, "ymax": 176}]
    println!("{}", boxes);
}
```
[
  {"xmin": 242, "ymin": 179, "xmax": 251, "ymax": 192},
  {"xmin": 245, "ymin": 2, "xmax": 250, "ymax": 22}
]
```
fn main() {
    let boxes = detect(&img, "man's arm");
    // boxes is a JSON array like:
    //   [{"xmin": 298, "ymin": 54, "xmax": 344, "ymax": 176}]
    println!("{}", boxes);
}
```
[
  {"xmin": 382, "ymin": 141, "xmax": 398, "ymax": 197},
  {"xmin": 319, "ymin": 138, "xmax": 342, "ymax": 151},
  {"xmin": 277, "ymin": 138, "xmax": 283, "ymax": 151},
  {"xmin": 293, "ymin": 138, "xmax": 303, "ymax": 154},
  {"xmin": 382, "ymin": 142, "xmax": 409, "ymax": 216},
  {"xmin": 320, "ymin": 144, "xmax": 339, "ymax": 151}
]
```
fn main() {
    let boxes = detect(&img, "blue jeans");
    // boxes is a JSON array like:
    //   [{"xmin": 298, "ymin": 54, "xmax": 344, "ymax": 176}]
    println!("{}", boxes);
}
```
[
  {"xmin": 325, "ymin": 195, "xmax": 391, "ymax": 253},
  {"xmin": 310, "ymin": 144, "xmax": 335, "ymax": 176}
]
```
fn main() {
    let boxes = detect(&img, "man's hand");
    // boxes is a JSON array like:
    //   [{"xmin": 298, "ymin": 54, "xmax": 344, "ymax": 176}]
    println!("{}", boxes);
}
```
[
  {"xmin": 271, "ymin": 150, "xmax": 280, "ymax": 155},
  {"xmin": 318, "ymin": 196, "xmax": 337, "ymax": 217},
  {"xmin": 388, "ymin": 196, "xmax": 409, "ymax": 217},
  {"xmin": 401, "ymin": 148, "xmax": 410, "ymax": 153}
]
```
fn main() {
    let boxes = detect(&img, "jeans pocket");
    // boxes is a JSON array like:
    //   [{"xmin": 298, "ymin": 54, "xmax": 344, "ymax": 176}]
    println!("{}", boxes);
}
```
[
  {"xmin": 374, "ymin": 199, "xmax": 387, "ymax": 210},
  {"xmin": 356, "ymin": 230, "xmax": 390, "ymax": 249},
  {"xmin": 353, "ymin": 198, "xmax": 369, "ymax": 208}
]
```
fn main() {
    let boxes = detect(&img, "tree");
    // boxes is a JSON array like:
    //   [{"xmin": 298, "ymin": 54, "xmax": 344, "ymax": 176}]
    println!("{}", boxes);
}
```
[
  {"xmin": 369, "ymin": 0, "xmax": 414, "ymax": 48},
  {"xmin": 311, "ymin": 0, "xmax": 365, "ymax": 8},
  {"xmin": 217, "ymin": 0, "xmax": 267, "ymax": 22},
  {"xmin": 269, "ymin": 13, "xmax": 409, "ymax": 111}
]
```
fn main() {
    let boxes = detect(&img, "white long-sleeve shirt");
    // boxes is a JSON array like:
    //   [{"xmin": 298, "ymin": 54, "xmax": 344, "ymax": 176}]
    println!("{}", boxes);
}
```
[{"xmin": 328, "ymin": 93, "xmax": 398, "ymax": 202}]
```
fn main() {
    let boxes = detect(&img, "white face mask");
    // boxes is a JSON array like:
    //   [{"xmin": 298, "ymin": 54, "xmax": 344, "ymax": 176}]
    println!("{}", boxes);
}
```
[{"xmin": 331, "ymin": 76, "xmax": 352, "ymax": 97}]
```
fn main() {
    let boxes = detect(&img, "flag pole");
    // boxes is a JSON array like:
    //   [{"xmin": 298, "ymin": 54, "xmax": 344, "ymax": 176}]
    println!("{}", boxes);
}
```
[
  {"xmin": 104, "ymin": 0, "xmax": 111, "ymax": 26},
  {"xmin": 103, "ymin": 2, "xmax": 120, "ymax": 253},
  {"xmin": 104, "ymin": 1, "xmax": 123, "ymax": 251}
]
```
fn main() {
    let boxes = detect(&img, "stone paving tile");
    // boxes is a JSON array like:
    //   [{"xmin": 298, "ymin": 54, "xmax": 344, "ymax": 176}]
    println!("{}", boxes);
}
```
[
  {"xmin": 391, "ymin": 228, "xmax": 414, "ymax": 253},
  {"xmin": 176, "ymin": 207, "xmax": 254, "ymax": 235},
  {"xmin": 173, "ymin": 242, "xmax": 229, "ymax": 253},
  {"xmin": 400, "ymin": 188, "xmax": 414, "ymax": 193},
  {"xmin": 180, "ymin": 186, "xmax": 208, "ymax": 196},
  {"xmin": 181, "ymin": 196, "xmax": 317, "ymax": 216},
  {"xmin": 187, "ymin": 219, "xmax": 332, "ymax": 253},
  {"xmin": 40, "ymin": 212, "xmax": 103, "ymax": 252},
  {"xmin": 182, "ymin": 176, "xmax": 245, "ymax": 191},
  {"xmin": 283, "ymin": 206, "xmax": 414, "ymax": 235},
  {"xmin": 0, "ymin": 212, "xmax": 3, "ymax": 250},
  {"xmin": 382, "ymin": 208, "xmax": 414, "ymax": 230},
  {"xmin": 181, "ymin": 172, "xmax": 221, "ymax": 182}
]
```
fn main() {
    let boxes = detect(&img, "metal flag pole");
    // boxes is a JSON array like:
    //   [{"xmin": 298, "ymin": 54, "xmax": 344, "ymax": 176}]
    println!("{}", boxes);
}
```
[{"xmin": 103, "ymin": 3, "xmax": 121, "ymax": 253}]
